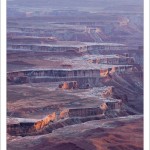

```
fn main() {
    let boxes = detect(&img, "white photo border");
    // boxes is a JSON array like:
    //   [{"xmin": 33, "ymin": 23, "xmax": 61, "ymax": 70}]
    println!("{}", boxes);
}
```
[
  {"xmin": 144, "ymin": 0, "xmax": 150, "ymax": 149},
  {"xmin": 1, "ymin": 0, "xmax": 7, "ymax": 149}
]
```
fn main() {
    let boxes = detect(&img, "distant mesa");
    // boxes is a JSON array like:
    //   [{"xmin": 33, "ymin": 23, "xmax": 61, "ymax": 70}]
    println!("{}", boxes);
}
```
[{"xmin": 7, "ymin": 36, "xmax": 58, "ymax": 44}]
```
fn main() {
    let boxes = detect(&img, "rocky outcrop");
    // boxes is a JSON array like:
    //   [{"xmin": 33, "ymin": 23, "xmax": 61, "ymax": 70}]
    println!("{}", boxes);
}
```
[
  {"xmin": 7, "ymin": 107, "xmax": 129, "ymax": 137},
  {"xmin": 7, "ymin": 115, "xmax": 106, "ymax": 137},
  {"xmin": 68, "ymin": 107, "xmax": 103, "ymax": 117},
  {"xmin": 101, "ymin": 86, "xmax": 115, "ymax": 98},
  {"xmin": 101, "ymin": 86, "xmax": 128, "ymax": 104},
  {"xmin": 7, "ymin": 113, "xmax": 57, "ymax": 136},
  {"xmin": 59, "ymin": 109, "xmax": 69, "ymax": 119},
  {"xmin": 100, "ymin": 103, "xmax": 108, "ymax": 114},
  {"xmin": 59, "ymin": 81, "xmax": 78, "ymax": 90},
  {"xmin": 7, "ymin": 122, "xmax": 35, "ymax": 136},
  {"xmin": 34, "ymin": 112, "xmax": 56, "ymax": 131},
  {"xmin": 7, "ymin": 107, "xmax": 104, "ymax": 136},
  {"xmin": 7, "ymin": 103, "xmax": 131, "ymax": 137},
  {"xmin": 58, "ymin": 107, "xmax": 104, "ymax": 119}
]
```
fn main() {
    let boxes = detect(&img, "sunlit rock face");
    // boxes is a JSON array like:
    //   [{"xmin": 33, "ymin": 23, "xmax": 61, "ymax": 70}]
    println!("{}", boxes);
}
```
[{"xmin": 34, "ymin": 112, "xmax": 56, "ymax": 130}]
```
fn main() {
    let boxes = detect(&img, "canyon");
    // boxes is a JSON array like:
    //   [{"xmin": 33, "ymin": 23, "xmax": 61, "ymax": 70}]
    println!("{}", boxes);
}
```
[{"xmin": 7, "ymin": 0, "xmax": 143, "ymax": 149}]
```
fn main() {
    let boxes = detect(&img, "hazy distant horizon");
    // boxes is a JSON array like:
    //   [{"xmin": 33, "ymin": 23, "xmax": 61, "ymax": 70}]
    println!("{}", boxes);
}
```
[{"xmin": 7, "ymin": 0, "xmax": 143, "ymax": 13}]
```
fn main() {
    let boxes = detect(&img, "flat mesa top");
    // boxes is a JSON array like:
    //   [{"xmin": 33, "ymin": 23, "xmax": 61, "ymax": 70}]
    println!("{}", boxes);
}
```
[
  {"xmin": 104, "ymin": 99, "xmax": 121, "ymax": 103},
  {"xmin": 7, "ymin": 64, "xmax": 133, "ymax": 73},
  {"xmin": 83, "ymin": 54, "xmax": 128, "ymax": 59},
  {"xmin": 8, "ymin": 41, "xmax": 125, "ymax": 47},
  {"xmin": 7, "ymin": 118, "xmax": 39, "ymax": 125}
]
